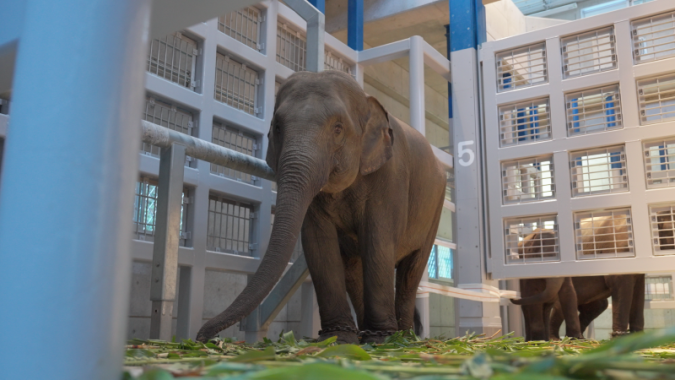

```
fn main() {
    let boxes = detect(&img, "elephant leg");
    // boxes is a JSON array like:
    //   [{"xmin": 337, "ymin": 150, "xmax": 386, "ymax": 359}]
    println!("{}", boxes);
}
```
[
  {"xmin": 343, "ymin": 255, "xmax": 365, "ymax": 330},
  {"xmin": 549, "ymin": 301, "xmax": 564, "ymax": 340},
  {"xmin": 629, "ymin": 274, "xmax": 645, "ymax": 333},
  {"xmin": 302, "ymin": 208, "xmax": 358, "ymax": 343},
  {"xmin": 559, "ymin": 278, "xmax": 582, "ymax": 339},
  {"xmin": 523, "ymin": 304, "xmax": 547, "ymax": 341},
  {"xmin": 543, "ymin": 302, "xmax": 553, "ymax": 341},
  {"xmin": 578, "ymin": 298, "xmax": 608, "ymax": 336},
  {"xmin": 395, "ymin": 248, "xmax": 431, "ymax": 332},
  {"xmin": 609, "ymin": 276, "xmax": 635, "ymax": 337}
]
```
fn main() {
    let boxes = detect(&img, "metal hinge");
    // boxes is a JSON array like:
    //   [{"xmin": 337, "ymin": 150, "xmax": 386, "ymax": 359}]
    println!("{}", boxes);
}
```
[
  {"xmin": 249, "ymin": 243, "xmax": 258, "ymax": 251},
  {"xmin": 148, "ymin": 98, "xmax": 156, "ymax": 107},
  {"xmin": 250, "ymin": 212, "xmax": 257, "ymax": 220},
  {"xmin": 180, "ymin": 231, "xmax": 192, "ymax": 240},
  {"xmin": 193, "ymin": 48, "xmax": 201, "ymax": 56},
  {"xmin": 175, "ymin": 32, "xmax": 183, "ymax": 39},
  {"xmin": 254, "ymin": 107, "xmax": 262, "ymax": 115},
  {"xmin": 190, "ymin": 80, "xmax": 200, "ymax": 89},
  {"xmin": 238, "ymin": 131, "xmax": 243, "ymax": 137},
  {"xmin": 253, "ymin": 142, "xmax": 258, "ymax": 151},
  {"xmin": 257, "ymin": 42, "xmax": 265, "ymax": 52}
]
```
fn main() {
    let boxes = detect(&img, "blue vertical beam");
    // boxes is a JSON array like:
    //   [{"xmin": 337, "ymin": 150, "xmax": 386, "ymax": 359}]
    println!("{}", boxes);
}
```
[
  {"xmin": 0, "ymin": 0, "xmax": 151, "ymax": 379},
  {"xmin": 449, "ymin": 0, "xmax": 486, "ymax": 52},
  {"xmin": 308, "ymin": 0, "xmax": 325, "ymax": 13},
  {"xmin": 444, "ymin": 24, "xmax": 453, "ymax": 119},
  {"xmin": 348, "ymin": 0, "xmax": 364, "ymax": 51}
]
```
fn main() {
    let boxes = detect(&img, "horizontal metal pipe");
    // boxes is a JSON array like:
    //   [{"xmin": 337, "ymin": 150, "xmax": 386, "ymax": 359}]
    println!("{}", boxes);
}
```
[{"xmin": 141, "ymin": 120, "xmax": 276, "ymax": 182}]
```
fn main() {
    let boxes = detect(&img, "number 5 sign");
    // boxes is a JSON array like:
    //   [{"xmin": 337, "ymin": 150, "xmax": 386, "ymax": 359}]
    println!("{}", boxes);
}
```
[{"xmin": 457, "ymin": 141, "xmax": 475, "ymax": 167}]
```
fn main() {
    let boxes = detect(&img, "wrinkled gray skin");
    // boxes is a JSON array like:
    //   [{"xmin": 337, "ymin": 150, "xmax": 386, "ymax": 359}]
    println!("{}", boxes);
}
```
[
  {"xmin": 512, "ymin": 278, "xmax": 582, "ymax": 341},
  {"xmin": 196, "ymin": 70, "xmax": 446, "ymax": 344},
  {"xmin": 549, "ymin": 275, "xmax": 645, "ymax": 339}
]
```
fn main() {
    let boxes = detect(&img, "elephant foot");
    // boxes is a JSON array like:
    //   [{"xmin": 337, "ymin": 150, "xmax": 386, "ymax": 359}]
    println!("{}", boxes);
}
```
[
  {"xmin": 318, "ymin": 325, "xmax": 359, "ymax": 344},
  {"xmin": 360, "ymin": 329, "xmax": 397, "ymax": 344},
  {"xmin": 611, "ymin": 330, "xmax": 630, "ymax": 338}
]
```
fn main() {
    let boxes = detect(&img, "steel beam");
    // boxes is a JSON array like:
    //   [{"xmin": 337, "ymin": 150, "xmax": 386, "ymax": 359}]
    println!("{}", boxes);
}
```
[
  {"xmin": 260, "ymin": 255, "xmax": 310, "ymax": 329},
  {"xmin": 150, "ymin": 143, "xmax": 187, "ymax": 340},
  {"xmin": 409, "ymin": 36, "xmax": 426, "ymax": 135},
  {"xmin": 348, "ymin": 0, "xmax": 364, "ymax": 51},
  {"xmin": 0, "ymin": 0, "xmax": 151, "ymax": 378},
  {"xmin": 284, "ymin": 0, "xmax": 325, "ymax": 72}
]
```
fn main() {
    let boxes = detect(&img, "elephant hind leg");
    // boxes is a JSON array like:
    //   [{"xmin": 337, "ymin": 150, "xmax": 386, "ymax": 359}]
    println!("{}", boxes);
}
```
[
  {"xmin": 578, "ymin": 298, "xmax": 608, "ymax": 336},
  {"xmin": 395, "ymin": 248, "xmax": 432, "ymax": 333},
  {"xmin": 343, "ymin": 255, "xmax": 365, "ymax": 330},
  {"xmin": 629, "ymin": 274, "xmax": 645, "ymax": 333},
  {"xmin": 549, "ymin": 301, "xmax": 564, "ymax": 340}
]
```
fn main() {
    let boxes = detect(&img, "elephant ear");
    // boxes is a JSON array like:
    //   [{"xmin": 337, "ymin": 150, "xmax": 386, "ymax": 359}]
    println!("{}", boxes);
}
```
[{"xmin": 360, "ymin": 96, "xmax": 394, "ymax": 175}]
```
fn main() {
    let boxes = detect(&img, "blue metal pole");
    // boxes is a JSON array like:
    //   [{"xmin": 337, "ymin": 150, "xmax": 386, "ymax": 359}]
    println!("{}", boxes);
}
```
[
  {"xmin": 308, "ymin": 0, "xmax": 325, "ymax": 14},
  {"xmin": 0, "ymin": 0, "xmax": 151, "ymax": 379},
  {"xmin": 444, "ymin": 24, "xmax": 453, "ymax": 120},
  {"xmin": 348, "ymin": 0, "xmax": 364, "ymax": 51}
]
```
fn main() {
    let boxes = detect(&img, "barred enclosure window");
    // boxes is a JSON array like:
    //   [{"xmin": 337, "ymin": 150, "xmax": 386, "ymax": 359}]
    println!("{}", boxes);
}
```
[
  {"xmin": 561, "ymin": 26, "xmax": 617, "ymax": 79},
  {"xmin": 133, "ymin": 176, "xmax": 191, "ymax": 246},
  {"xmin": 501, "ymin": 155, "xmax": 555, "ymax": 204},
  {"xmin": 207, "ymin": 194, "xmax": 254, "ymax": 256},
  {"xmin": 649, "ymin": 204, "xmax": 675, "ymax": 255},
  {"xmin": 427, "ymin": 244, "xmax": 453, "ymax": 280},
  {"xmin": 218, "ymin": 6, "xmax": 262, "ymax": 51},
  {"xmin": 147, "ymin": 32, "xmax": 199, "ymax": 90},
  {"xmin": 271, "ymin": 206, "xmax": 303, "ymax": 263},
  {"xmin": 214, "ymin": 53, "xmax": 260, "ymax": 116},
  {"xmin": 646, "ymin": 275, "xmax": 673, "ymax": 300},
  {"xmin": 632, "ymin": 10, "xmax": 675, "ymax": 64},
  {"xmin": 570, "ymin": 145, "xmax": 628, "ymax": 197},
  {"xmin": 644, "ymin": 138, "xmax": 675, "ymax": 189},
  {"xmin": 504, "ymin": 215, "xmax": 559, "ymax": 264},
  {"xmin": 637, "ymin": 72, "xmax": 675, "ymax": 125},
  {"xmin": 496, "ymin": 42, "xmax": 547, "ymax": 92},
  {"xmin": 277, "ymin": 23, "xmax": 306, "ymax": 72},
  {"xmin": 142, "ymin": 97, "xmax": 196, "ymax": 166},
  {"xmin": 574, "ymin": 208, "xmax": 634, "ymax": 260},
  {"xmin": 499, "ymin": 98, "xmax": 551, "ymax": 147},
  {"xmin": 566, "ymin": 84, "xmax": 622, "ymax": 136},
  {"xmin": 211, "ymin": 121, "xmax": 258, "ymax": 185},
  {"xmin": 324, "ymin": 50, "xmax": 351, "ymax": 73}
]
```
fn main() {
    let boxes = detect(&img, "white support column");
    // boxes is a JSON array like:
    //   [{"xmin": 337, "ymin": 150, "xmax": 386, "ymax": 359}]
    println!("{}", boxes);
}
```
[
  {"xmin": 408, "ymin": 35, "xmax": 426, "ymax": 135},
  {"xmin": 0, "ymin": 0, "xmax": 151, "ymax": 378}
]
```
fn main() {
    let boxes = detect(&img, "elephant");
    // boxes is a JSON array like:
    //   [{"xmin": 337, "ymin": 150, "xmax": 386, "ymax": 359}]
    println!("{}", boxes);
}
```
[
  {"xmin": 195, "ymin": 70, "xmax": 446, "ymax": 344},
  {"xmin": 548, "ymin": 275, "xmax": 645, "ymax": 339}
]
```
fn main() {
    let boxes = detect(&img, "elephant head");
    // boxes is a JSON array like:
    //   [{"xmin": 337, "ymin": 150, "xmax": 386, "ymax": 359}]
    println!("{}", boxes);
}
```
[{"xmin": 196, "ymin": 70, "xmax": 394, "ymax": 342}]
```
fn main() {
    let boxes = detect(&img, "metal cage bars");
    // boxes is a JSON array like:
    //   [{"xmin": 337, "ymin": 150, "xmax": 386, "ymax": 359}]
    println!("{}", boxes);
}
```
[
  {"xmin": 211, "ymin": 121, "xmax": 258, "ymax": 185},
  {"xmin": 218, "ymin": 6, "xmax": 263, "ymax": 51},
  {"xmin": 147, "ymin": 32, "xmax": 199, "ymax": 90},
  {"xmin": 561, "ymin": 26, "xmax": 617, "ymax": 79}
]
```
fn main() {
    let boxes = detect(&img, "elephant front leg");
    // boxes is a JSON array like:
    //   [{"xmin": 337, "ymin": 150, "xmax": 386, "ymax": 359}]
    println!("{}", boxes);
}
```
[
  {"xmin": 609, "ymin": 277, "xmax": 636, "ymax": 337},
  {"xmin": 302, "ymin": 209, "xmax": 358, "ymax": 344},
  {"xmin": 629, "ymin": 274, "xmax": 645, "ymax": 333}
]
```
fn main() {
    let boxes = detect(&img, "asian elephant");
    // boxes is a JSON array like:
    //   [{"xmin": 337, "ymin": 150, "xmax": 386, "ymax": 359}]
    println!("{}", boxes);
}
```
[
  {"xmin": 548, "ymin": 274, "xmax": 645, "ymax": 339},
  {"xmin": 196, "ymin": 70, "xmax": 446, "ymax": 344}
]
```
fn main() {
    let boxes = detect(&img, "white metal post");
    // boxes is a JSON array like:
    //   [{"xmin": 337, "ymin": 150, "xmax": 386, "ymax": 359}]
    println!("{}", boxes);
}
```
[
  {"xmin": 408, "ymin": 35, "xmax": 426, "ymax": 136},
  {"xmin": 0, "ymin": 0, "xmax": 151, "ymax": 378}
]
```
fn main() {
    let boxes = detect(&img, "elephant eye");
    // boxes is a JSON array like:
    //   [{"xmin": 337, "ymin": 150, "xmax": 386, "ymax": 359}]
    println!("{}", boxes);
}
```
[
  {"xmin": 333, "ymin": 123, "xmax": 343, "ymax": 135},
  {"xmin": 274, "ymin": 123, "xmax": 281, "ymax": 135}
]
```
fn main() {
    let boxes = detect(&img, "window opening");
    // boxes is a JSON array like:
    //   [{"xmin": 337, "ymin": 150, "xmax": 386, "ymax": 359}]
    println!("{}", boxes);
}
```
[
  {"xmin": 637, "ymin": 72, "xmax": 675, "ymax": 125},
  {"xmin": 499, "ymin": 98, "xmax": 551, "ymax": 147},
  {"xmin": 207, "ymin": 194, "xmax": 254, "ymax": 256},
  {"xmin": 632, "ymin": 10, "xmax": 675, "ymax": 64},
  {"xmin": 501, "ymin": 155, "xmax": 555, "ymax": 204},
  {"xmin": 496, "ymin": 42, "xmax": 547, "ymax": 92},
  {"xmin": 570, "ymin": 145, "xmax": 628, "ymax": 196},
  {"xmin": 574, "ymin": 208, "xmax": 634, "ymax": 260},
  {"xmin": 644, "ymin": 138, "xmax": 675, "ymax": 189},
  {"xmin": 133, "ymin": 176, "xmax": 191, "ymax": 246},
  {"xmin": 214, "ymin": 53, "xmax": 260, "ymax": 116},
  {"xmin": 649, "ymin": 203, "xmax": 675, "ymax": 255},
  {"xmin": 645, "ymin": 275, "xmax": 673, "ymax": 300},
  {"xmin": 211, "ymin": 121, "xmax": 258, "ymax": 185},
  {"xmin": 218, "ymin": 6, "xmax": 262, "ymax": 51},
  {"xmin": 142, "ymin": 97, "xmax": 196, "ymax": 167},
  {"xmin": 561, "ymin": 26, "xmax": 617, "ymax": 79},
  {"xmin": 566, "ymin": 84, "xmax": 622, "ymax": 136},
  {"xmin": 504, "ymin": 215, "xmax": 559, "ymax": 264},
  {"xmin": 428, "ymin": 244, "xmax": 453, "ymax": 280},
  {"xmin": 147, "ymin": 32, "xmax": 199, "ymax": 91}
]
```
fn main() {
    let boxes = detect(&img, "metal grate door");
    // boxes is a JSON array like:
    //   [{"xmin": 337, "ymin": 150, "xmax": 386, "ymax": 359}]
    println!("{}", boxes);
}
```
[
  {"xmin": 218, "ymin": 6, "xmax": 262, "ymax": 51},
  {"xmin": 207, "ymin": 194, "xmax": 254, "ymax": 256},
  {"xmin": 496, "ymin": 42, "xmax": 547, "ymax": 92},
  {"xmin": 637, "ymin": 72, "xmax": 675, "ymax": 125},
  {"xmin": 147, "ymin": 32, "xmax": 199, "ymax": 91},
  {"xmin": 133, "ymin": 176, "xmax": 191, "ymax": 246},
  {"xmin": 632, "ymin": 10, "xmax": 675, "ymax": 64},
  {"xmin": 565, "ymin": 84, "xmax": 622, "ymax": 136},
  {"xmin": 142, "ymin": 97, "xmax": 196, "ymax": 167},
  {"xmin": 214, "ymin": 53, "xmax": 260, "ymax": 116},
  {"xmin": 277, "ymin": 22, "xmax": 307, "ymax": 72},
  {"xmin": 211, "ymin": 121, "xmax": 258, "ymax": 185},
  {"xmin": 481, "ymin": 0, "xmax": 675, "ymax": 279},
  {"xmin": 561, "ymin": 26, "xmax": 617, "ymax": 79},
  {"xmin": 324, "ymin": 49, "xmax": 352, "ymax": 73},
  {"xmin": 499, "ymin": 98, "xmax": 551, "ymax": 146}
]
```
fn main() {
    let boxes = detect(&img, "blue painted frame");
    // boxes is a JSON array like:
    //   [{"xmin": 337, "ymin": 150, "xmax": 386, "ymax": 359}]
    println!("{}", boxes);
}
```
[
  {"xmin": 348, "ymin": 0, "xmax": 364, "ymax": 51},
  {"xmin": 308, "ymin": 0, "xmax": 325, "ymax": 14},
  {"xmin": 449, "ymin": 0, "xmax": 486, "ymax": 52}
]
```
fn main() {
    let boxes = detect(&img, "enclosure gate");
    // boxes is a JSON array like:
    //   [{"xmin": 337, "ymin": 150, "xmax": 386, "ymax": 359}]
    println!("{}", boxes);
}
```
[{"xmin": 480, "ymin": 0, "xmax": 675, "ymax": 280}]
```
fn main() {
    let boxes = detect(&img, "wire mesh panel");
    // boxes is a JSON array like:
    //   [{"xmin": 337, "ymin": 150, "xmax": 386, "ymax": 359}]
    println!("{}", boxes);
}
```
[
  {"xmin": 207, "ymin": 194, "xmax": 253, "ymax": 256},
  {"xmin": 632, "ymin": 10, "xmax": 675, "ymax": 64},
  {"xmin": 218, "ymin": 6, "xmax": 262, "ymax": 51},
  {"xmin": 147, "ymin": 32, "xmax": 198, "ymax": 90},
  {"xmin": 645, "ymin": 275, "xmax": 673, "ymax": 300},
  {"xmin": 565, "ymin": 84, "xmax": 622, "ymax": 136},
  {"xmin": 211, "ymin": 121, "xmax": 258, "ymax": 185},
  {"xmin": 499, "ymin": 98, "xmax": 551, "ymax": 147},
  {"xmin": 637, "ymin": 72, "xmax": 675, "ymax": 125},
  {"xmin": 427, "ymin": 245, "xmax": 453, "ymax": 280},
  {"xmin": 271, "ymin": 206, "xmax": 303, "ymax": 263},
  {"xmin": 649, "ymin": 203, "xmax": 675, "ymax": 254},
  {"xmin": 574, "ymin": 208, "xmax": 634, "ymax": 260},
  {"xmin": 133, "ymin": 176, "xmax": 190, "ymax": 246},
  {"xmin": 501, "ymin": 155, "xmax": 555, "ymax": 204},
  {"xmin": 142, "ymin": 97, "xmax": 195, "ymax": 166},
  {"xmin": 324, "ymin": 50, "xmax": 351, "ymax": 73},
  {"xmin": 561, "ymin": 26, "xmax": 617, "ymax": 79},
  {"xmin": 570, "ymin": 145, "xmax": 628, "ymax": 197},
  {"xmin": 496, "ymin": 42, "xmax": 547, "ymax": 92},
  {"xmin": 644, "ymin": 138, "xmax": 675, "ymax": 189},
  {"xmin": 504, "ymin": 215, "xmax": 559, "ymax": 264},
  {"xmin": 277, "ymin": 23, "xmax": 306, "ymax": 72},
  {"xmin": 214, "ymin": 53, "xmax": 259, "ymax": 116}
]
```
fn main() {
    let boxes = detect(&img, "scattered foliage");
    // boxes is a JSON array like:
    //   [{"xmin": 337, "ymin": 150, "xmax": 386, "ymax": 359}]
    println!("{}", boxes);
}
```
[{"xmin": 124, "ymin": 327, "xmax": 675, "ymax": 379}]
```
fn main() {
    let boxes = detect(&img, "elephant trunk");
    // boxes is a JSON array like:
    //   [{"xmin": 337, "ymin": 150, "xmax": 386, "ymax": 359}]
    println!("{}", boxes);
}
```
[
  {"xmin": 511, "ymin": 278, "xmax": 565, "ymax": 306},
  {"xmin": 196, "ymin": 152, "xmax": 323, "ymax": 342}
]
